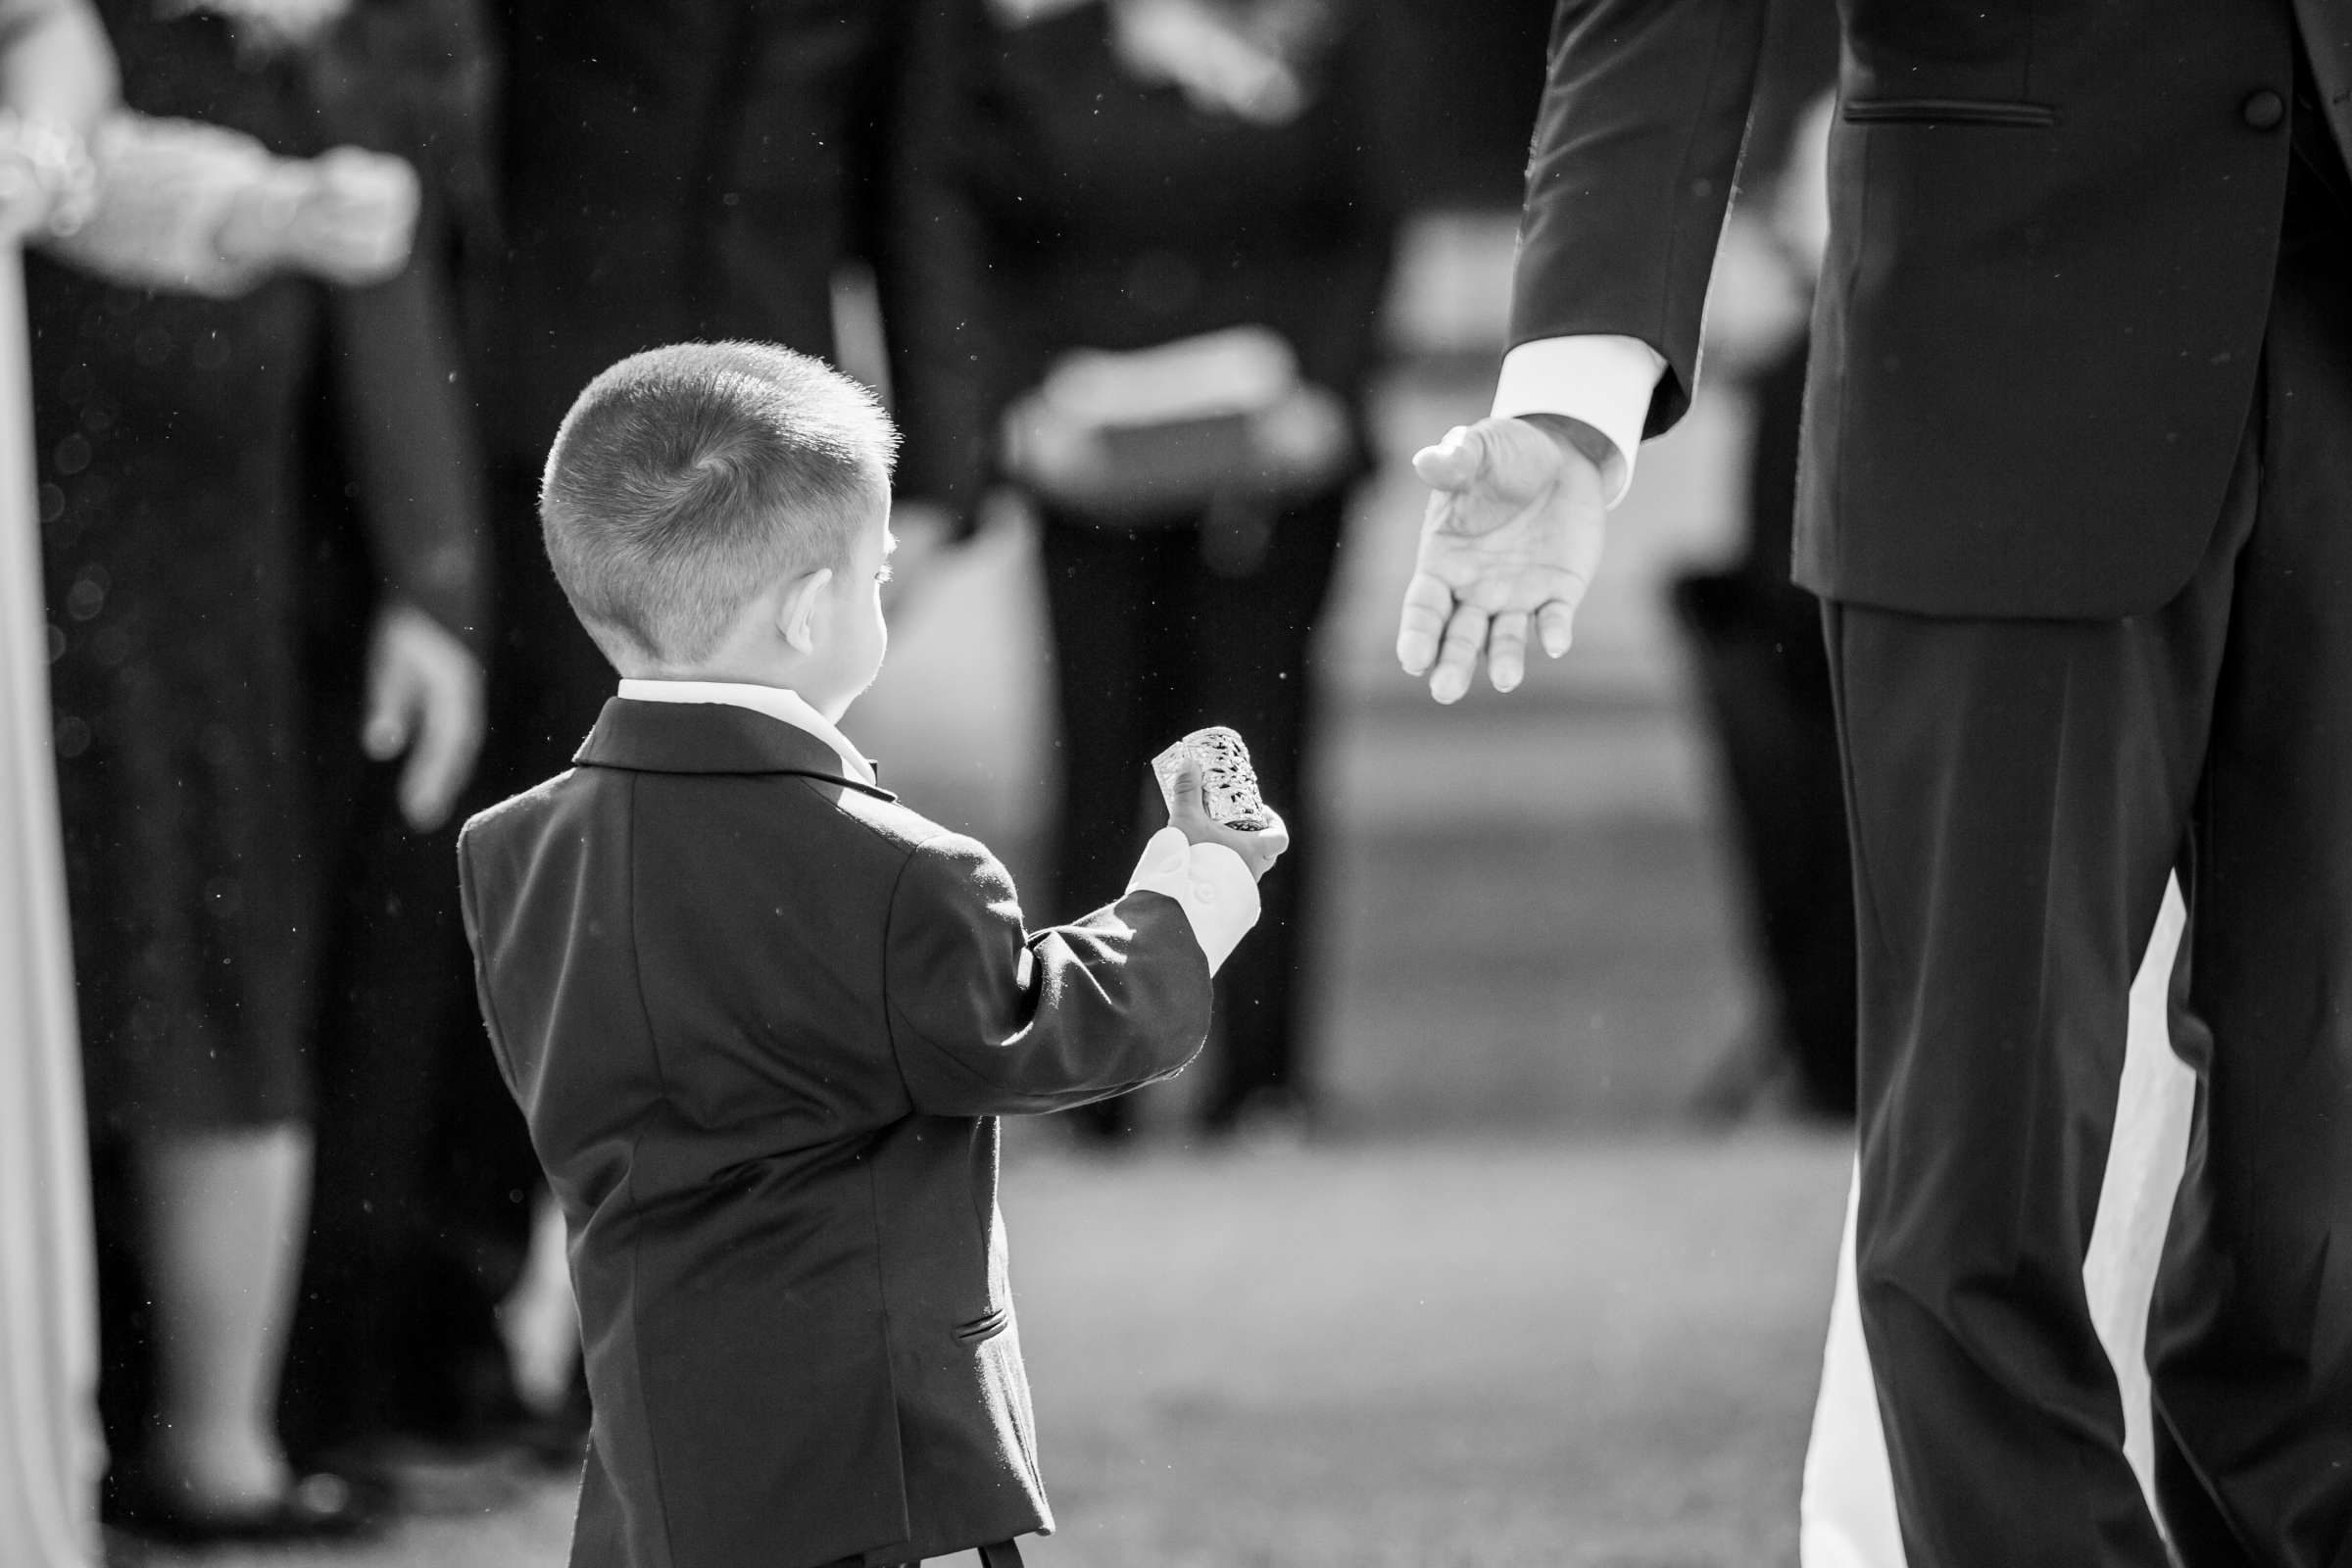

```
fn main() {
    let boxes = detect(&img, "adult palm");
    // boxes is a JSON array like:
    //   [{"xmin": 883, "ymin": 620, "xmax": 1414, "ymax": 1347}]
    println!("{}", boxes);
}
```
[{"xmin": 1397, "ymin": 414, "xmax": 1610, "ymax": 703}]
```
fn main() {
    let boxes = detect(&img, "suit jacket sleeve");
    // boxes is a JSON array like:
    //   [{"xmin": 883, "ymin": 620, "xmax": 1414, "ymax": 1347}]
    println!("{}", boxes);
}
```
[
  {"xmin": 1510, "ymin": 0, "xmax": 1770, "ymax": 439},
  {"xmin": 883, "ymin": 831, "xmax": 1213, "ymax": 1117},
  {"xmin": 454, "ymin": 823, "xmax": 517, "ymax": 1096}
]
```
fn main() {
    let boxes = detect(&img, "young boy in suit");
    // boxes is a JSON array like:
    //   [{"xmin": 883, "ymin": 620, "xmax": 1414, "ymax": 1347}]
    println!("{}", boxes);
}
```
[{"xmin": 457, "ymin": 342, "xmax": 1285, "ymax": 1568}]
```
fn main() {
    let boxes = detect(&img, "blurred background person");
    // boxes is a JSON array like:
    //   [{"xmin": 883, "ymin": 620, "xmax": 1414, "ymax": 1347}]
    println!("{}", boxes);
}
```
[
  {"xmin": 1670, "ymin": 81, "xmax": 1848, "ymax": 1123},
  {"xmin": 480, "ymin": 0, "xmax": 989, "ymax": 793},
  {"xmin": 0, "ymin": 5, "xmax": 113, "ymax": 1563},
  {"xmin": 967, "ymin": 0, "xmax": 1409, "ymax": 1142},
  {"xmin": 28, "ymin": 0, "xmax": 485, "ymax": 1542},
  {"xmin": 275, "ymin": 0, "xmax": 519, "ymax": 1479}
]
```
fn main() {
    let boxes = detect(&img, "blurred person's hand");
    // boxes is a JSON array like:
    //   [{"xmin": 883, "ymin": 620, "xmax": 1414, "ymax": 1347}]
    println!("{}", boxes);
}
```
[
  {"xmin": 0, "ymin": 138, "xmax": 70, "ymax": 242},
  {"xmin": 1399, "ymin": 414, "xmax": 1611, "ymax": 704},
  {"xmin": 1166, "ymin": 758, "xmax": 1288, "ymax": 882},
  {"xmin": 217, "ymin": 145, "xmax": 417, "ymax": 287},
  {"xmin": 882, "ymin": 498, "xmax": 958, "ymax": 612},
  {"xmin": 363, "ymin": 599, "xmax": 484, "ymax": 832}
]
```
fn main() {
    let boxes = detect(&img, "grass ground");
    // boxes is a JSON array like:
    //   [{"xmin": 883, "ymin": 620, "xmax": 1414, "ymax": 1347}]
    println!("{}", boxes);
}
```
[
  {"xmin": 130, "ymin": 1134, "xmax": 1850, "ymax": 1568},
  {"xmin": 1004, "ymin": 1134, "xmax": 1848, "ymax": 1568}
]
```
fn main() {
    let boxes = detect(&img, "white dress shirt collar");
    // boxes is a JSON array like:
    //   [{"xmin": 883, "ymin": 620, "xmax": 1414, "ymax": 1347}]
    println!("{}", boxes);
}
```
[{"xmin": 614, "ymin": 678, "xmax": 877, "ymax": 787}]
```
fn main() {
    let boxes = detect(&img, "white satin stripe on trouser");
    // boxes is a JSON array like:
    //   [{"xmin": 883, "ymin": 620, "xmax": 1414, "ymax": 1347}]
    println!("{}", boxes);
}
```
[
  {"xmin": 1799, "ymin": 880, "xmax": 2196, "ymax": 1567},
  {"xmin": 0, "ymin": 243, "xmax": 107, "ymax": 1568}
]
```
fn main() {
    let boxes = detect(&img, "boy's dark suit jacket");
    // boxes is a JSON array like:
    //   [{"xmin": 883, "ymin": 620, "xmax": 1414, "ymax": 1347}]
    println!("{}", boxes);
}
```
[
  {"xmin": 457, "ymin": 699, "xmax": 1214, "ymax": 1568},
  {"xmin": 1515, "ymin": 0, "xmax": 2352, "ymax": 618}
]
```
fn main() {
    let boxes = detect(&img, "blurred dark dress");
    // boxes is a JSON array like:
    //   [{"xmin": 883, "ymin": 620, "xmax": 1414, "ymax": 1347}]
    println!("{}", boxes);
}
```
[
  {"xmin": 33, "ymin": 10, "xmax": 335, "ymax": 1143},
  {"xmin": 29, "ymin": 0, "xmax": 489, "ymax": 1458},
  {"xmin": 32, "ymin": 0, "xmax": 483, "ymax": 1142},
  {"xmin": 960, "ymin": 0, "xmax": 1405, "ymax": 1132}
]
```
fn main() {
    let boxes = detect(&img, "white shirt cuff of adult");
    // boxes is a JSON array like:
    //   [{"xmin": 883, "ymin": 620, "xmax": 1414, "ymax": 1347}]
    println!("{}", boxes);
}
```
[
  {"xmin": 1491, "ymin": 334, "xmax": 1667, "ymax": 508},
  {"xmin": 1126, "ymin": 825, "xmax": 1260, "ymax": 975}
]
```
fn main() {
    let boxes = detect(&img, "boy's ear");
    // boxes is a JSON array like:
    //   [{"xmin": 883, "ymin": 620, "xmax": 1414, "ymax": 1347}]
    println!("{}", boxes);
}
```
[{"xmin": 778, "ymin": 567, "xmax": 835, "ymax": 655}]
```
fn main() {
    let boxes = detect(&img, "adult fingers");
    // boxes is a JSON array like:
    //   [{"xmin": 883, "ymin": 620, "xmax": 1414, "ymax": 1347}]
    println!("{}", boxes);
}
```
[
  {"xmin": 1487, "ymin": 611, "xmax": 1531, "ymax": 694},
  {"xmin": 1396, "ymin": 568, "xmax": 1454, "ymax": 676},
  {"xmin": 1537, "ymin": 599, "xmax": 1578, "ymax": 660},
  {"xmin": 1409, "ymin": 423, "xmax": 1484, "ymax": 491},
  {"xmin": 1429, "ymin": 601, "xmax": 1491, "ymax": 706}
]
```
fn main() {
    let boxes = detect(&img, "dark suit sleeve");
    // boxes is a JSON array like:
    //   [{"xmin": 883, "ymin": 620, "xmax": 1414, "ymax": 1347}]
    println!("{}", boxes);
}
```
[
  {"xmin": 882, "ymin": 831, "xmax": 1213, "ymax": 1116},
  {"xmin": 454, "ymin": 822, "xmax": 518, "ymax": 1096},
  {"xmin": 1510, "ymin": 0, "xmax": 1771, "ymax": 438}
]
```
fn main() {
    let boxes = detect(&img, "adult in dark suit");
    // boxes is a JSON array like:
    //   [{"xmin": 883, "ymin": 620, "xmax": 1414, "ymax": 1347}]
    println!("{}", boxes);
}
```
[{"xmin": 1399, "ymin": 2, "xmax": 2352, "ymax": 1562}]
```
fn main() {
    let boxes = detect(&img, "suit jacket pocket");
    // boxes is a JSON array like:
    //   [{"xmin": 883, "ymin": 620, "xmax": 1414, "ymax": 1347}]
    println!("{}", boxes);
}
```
[
  {"xmin": 954, "ymin": 1304, "xmax": 1012, "ymax": 1346},
  {"xmin": 1843, "ymin": 98, "xmax": 2057, "ymax": 128}
]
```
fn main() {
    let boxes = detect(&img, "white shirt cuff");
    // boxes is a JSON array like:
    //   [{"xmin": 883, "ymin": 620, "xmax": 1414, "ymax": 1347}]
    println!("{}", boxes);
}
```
[
  {"xmin": 1126, "ymin": 826, "xmax": 1260, "ymax": 976},
  {"xmin": 1491, "ymin": 334, "xmax": 1667, "ymax": 508}
]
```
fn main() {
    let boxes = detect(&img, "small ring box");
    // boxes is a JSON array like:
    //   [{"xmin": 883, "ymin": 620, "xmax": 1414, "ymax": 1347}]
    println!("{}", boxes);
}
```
[{"xmin": 1152, "ymin": 726, "xmax": 1271, "ymax": 831}]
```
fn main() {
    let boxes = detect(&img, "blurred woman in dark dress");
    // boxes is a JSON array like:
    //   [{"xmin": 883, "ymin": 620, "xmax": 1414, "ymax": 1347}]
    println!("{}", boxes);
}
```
[
  {"xmin": 956, "ymin": 0, "xmax": 1407, "ymax": 1138},
  {"xmin": 27, "ymin": 0, "xmax": 484, "ymax": 1539}
]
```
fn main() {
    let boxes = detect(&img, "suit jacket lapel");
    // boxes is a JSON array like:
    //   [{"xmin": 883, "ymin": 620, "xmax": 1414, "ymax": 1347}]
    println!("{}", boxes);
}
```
[{"xmin": 572, "ymin": 698, "xmax": 897, "ymax": 799}]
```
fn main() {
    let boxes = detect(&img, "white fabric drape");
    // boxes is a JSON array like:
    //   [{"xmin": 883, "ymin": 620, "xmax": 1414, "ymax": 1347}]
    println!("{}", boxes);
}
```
[
  {"xmin": 1800, "ymin": 880, "xmax": 2197, "ymax": 1565},
  {"xmin": 0, "ymin": 240, "xmax": 107, "ymax": 1568}
]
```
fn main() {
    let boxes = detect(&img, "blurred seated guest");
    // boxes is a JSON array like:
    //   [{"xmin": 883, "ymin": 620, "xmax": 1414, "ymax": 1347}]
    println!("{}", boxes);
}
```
[
  {"xmin": 964, "ymin": 0, "xmax": 1407, "ymax": 1138},
  {"xmin": 0, "ymin": 5, "xmax": 114, "ymax": 1563},
  {"xmin": 28, "ymin": 0, "xmax": 485, "ymax": 1542}
]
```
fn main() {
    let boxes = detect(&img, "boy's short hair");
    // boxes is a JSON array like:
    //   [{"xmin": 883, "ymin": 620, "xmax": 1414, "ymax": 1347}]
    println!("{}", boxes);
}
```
[{"xmin": 541, "ymin": 342, "xmax": 898, "ymax": 667}]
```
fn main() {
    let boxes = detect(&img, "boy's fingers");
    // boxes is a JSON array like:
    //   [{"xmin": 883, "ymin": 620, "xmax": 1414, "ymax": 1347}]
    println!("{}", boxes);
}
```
[{"xmin": 1168, "ymin": 758, "xmax": 1205, "ymax": 817}]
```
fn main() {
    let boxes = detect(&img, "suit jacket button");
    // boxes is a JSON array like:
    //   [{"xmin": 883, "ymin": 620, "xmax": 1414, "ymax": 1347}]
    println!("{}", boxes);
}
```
[{"xmin": 2243, "ymin": 89, "xmax": 2286, "ymax": 130}]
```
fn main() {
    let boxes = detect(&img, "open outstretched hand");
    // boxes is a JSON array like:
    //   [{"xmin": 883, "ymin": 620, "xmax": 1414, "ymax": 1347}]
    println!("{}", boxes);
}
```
[{"xmin": 1397, "ymin": 415, "xmax": 1610, "ymax": 703}]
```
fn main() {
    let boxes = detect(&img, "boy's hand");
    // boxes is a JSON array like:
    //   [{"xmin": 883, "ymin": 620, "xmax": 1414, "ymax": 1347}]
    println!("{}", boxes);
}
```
[{"xmin": 1166, "ymin": 759, "xmax": 1288, "ymax": 882}]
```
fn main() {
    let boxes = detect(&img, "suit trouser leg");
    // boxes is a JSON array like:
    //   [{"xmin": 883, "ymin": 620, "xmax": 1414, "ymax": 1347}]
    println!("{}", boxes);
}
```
[
  {"xmin": 1826, "ymin": 455, "xmax": 2246, "ymax": 1566},
  {"xmin": 2146, "ymin": 218, "xmax": 2352, "ymax": 1568},
  {"xmin": 1832, "ymin": 218, "xmax": 2352, "ymax": 1567}
]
